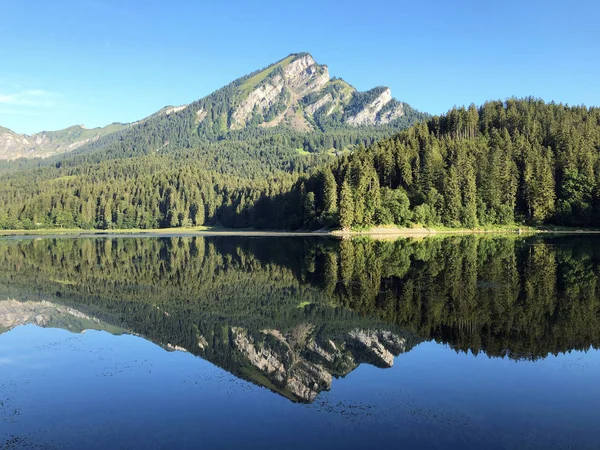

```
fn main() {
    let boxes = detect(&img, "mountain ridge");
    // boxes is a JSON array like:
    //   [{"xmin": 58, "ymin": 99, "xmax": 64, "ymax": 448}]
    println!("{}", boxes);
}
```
[
  {"xmin": 0, "ymin": 122, "xmax": 129, "ymax": 160},
  {"xmin": 0, "ymin": 52, "xmax": 426, "ymax": 161}
]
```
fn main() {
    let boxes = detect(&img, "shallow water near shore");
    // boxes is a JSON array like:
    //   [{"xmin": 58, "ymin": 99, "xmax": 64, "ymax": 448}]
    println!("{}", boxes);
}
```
[{"xmin": 1, "ymin": 235, "xmax": 599, "ymax": 449}]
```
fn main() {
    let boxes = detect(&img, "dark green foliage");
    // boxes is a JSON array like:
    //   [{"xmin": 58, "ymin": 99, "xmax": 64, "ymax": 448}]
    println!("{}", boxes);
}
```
[
  {"xmin": 1, "ymin": 98, "xmax": 599, "ymax": 231},
  {"xmin": 339, "ymin": 180, "xmax": 354, "ymax": 229},
  {"xmin": 265, "ymin": 98, "xmax": 600, "ymax": 229}
]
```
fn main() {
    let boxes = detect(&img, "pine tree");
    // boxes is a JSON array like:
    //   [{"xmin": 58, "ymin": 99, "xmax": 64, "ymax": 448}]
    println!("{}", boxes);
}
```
[
  {"xmin": 304, "ymin": 191, "xmax": 316, "ymax": 223},
  {"xmin": 339, "ymin": 180, "xmax": 354, "ymax": 229},
  {"xmin": 322, "ymin": 168, "xmax": 338, "ymax": 215},
  {"xmin": 443, "ymin": 166, "xmax": 461, "ymax": 226}
]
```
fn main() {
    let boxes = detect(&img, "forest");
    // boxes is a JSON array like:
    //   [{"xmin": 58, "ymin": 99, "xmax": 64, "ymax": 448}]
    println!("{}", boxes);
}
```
[
  {"xmin": 0, "ymin": 98, "xmax": 598, "ymax": 230},
  {"xmin": 255, "ymin": 98, "xmax": 600, "ymax": 229}
]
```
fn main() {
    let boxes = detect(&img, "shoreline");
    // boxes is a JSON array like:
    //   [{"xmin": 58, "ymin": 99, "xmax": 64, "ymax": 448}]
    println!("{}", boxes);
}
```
[{"xmin": 1, "ymin": 225, "xmax": 600, "ymax": 240}]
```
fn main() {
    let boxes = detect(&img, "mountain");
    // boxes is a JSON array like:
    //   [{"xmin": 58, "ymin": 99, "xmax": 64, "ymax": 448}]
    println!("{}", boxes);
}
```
[
  {"xmin": 0, "ymin": 236, "xmax": 420, "ymax": 403},
  {"xmin": 2, "ymin": 235, "xmax": 600, "ymax": 402},
  {"xmin": 0, "ymin": 295, "xmax": 410, "ymax": 403},
  {"xmin": 0, "ymin": 53, "xmax": 429, "ymax": 231},
  {"xmin": 0, "ymin": 53, "xmax": 425, "ymax": 162},
  {"xmin": 0, "ymin": 123, "xmax": 128, "ymax": 160},
  {"xmin": 191, "ymin": 53, "xmax": 416, "ymax": 137}
]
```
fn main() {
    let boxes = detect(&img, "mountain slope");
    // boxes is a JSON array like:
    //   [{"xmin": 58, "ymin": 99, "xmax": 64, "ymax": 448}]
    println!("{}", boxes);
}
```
[
  {"xmin": 0, "ymin": 299, "xmax": 126, "ymax": 335},
  {"xmin": 0, "ymin": 123, "xmax": 128, "ymax": 160},
  {"xmin": 0, "ymin": 53, "xmax": 426, "ymax": 163}
]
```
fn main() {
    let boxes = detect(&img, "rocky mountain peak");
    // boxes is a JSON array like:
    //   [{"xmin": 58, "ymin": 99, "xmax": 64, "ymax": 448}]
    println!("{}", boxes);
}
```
[
  {"xmin": 222, "ymin": 53, "xmax": 416, "ymax": 132},
  {"xmin": 0, "ymin": 52, "xmax": 426, "ymax": 160}
]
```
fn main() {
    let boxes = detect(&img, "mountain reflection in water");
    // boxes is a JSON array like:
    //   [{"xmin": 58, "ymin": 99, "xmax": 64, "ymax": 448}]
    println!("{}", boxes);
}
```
[{"xmin": 1, "ymin": 235, "xmax": 599, "ymax": 404}]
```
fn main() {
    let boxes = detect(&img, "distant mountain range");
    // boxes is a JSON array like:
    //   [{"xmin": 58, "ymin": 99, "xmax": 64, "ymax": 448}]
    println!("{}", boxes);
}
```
[
  {"xmin": 0, "ymin": 53, "xmax": 426, "ymax": 160},
  {"xmin": 0, "ymin": 123, "xmax": 128, "ymax": 160}
]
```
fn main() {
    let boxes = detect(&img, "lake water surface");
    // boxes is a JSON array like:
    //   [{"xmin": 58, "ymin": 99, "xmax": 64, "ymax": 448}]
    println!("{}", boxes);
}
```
[{"xmin": 1, "ymin": 235, "xmax": 599, "ymax": 449}]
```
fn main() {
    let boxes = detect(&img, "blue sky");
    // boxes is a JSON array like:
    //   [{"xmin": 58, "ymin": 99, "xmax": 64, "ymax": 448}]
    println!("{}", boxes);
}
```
[{"xmin": 1, "ymin": 0, "xmax": 598, "ymax": 134}]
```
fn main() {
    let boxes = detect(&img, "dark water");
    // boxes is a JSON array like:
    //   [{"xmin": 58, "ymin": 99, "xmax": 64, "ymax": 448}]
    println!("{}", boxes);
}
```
[{"xmin": 0, "ymin": 235, "xmax": 599, "ymax": 449}]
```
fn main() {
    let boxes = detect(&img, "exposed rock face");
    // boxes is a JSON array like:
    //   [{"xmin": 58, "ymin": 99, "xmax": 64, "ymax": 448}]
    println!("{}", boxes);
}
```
[
  {"xmin": 195, "ymin": 108, "xmax": 207, "ymax": 123},
  {"xmin": 349, "ymin": 329, "xmax": 406, "ymax": 367},
  {"xmin": 284, "ymin": 55, "xmax": 330, "ymax": 96},
  {"xmin": 228, "ymin": 55, "xmax": 410, "ymax": 131},
  {"xmin": 232, "ymin": 82, "xmax": 286, "ymax": 128},
  {"xmin": 166, "ymin": 343, "xmax": 189, "ymax": 353},
  {"xmin": 229, "ymin": 324, "xmax": 407, "ymax": 402},
  {"xmin": 0, "ymin": 128, "xmax": 43, "ymax": 160},
  {"xmin": 346, "ymin": 88, "xmax": 392, "ymax": 126},
  {"xmin": 197, "ymin": 334, "xmax": 209, "ymax": 350},
  {"xmin": 231, "ymin": 54, "xmax": 330, "ymax": 129},
  {"xmin": 162, "ymin": 105, "xmax": 187, "ymax": 115},
  {"xmin": 305, "ymin": 93, "xmax": 333, "ymax": 115},
  {"xmin": 232, "ymin": 327, "xmax": 289, "ymax": 380},
  {"xmin": 231, "ymin": 326, "xmax": 331, "ymax": 401},
  {"xmin": 379, "ymin": 102, "xmax": 405, "ymax": 123}
]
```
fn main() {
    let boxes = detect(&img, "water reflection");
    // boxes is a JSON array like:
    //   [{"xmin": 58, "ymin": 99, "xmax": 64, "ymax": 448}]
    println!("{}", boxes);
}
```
[{"xmin": 0, "ymin": 235, "xmax": 599, "ymax": 402}]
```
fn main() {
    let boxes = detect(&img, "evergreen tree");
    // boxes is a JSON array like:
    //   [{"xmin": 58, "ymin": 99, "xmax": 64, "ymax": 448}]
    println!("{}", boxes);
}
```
[
  {"xmin": 322, "ymin": 168, "xmax": 338, "ymax": 215},
  {"xmin": 339, "ymin": 180, "xmax": 354, "ymax": 229}
]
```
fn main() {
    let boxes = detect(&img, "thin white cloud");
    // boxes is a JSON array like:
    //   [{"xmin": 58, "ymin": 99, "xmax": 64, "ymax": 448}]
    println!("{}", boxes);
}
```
[{"xmin": 0, "ymin": 89, "xmax": 61, "ymax": 107}]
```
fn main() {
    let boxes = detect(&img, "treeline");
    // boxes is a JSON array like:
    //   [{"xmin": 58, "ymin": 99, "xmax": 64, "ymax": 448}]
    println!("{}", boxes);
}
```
[
  {"xmin": 0, "ymin": 158, "xmax": 301, "ymax": 230},
  {"xmin": 0, "ymin": 117, "xmax": 419, "ymax": 230},
  {"xmin": 1, "ymin": 98, "xmax": 599, "ymax": 230},
  {"xmin": 262, "ymin": 98, "xmax": 600, "ymax": 229}
]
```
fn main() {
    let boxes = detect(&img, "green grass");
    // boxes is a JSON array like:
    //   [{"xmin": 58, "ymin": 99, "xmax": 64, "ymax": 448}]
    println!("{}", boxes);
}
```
[
  {"xmin": 239, "ymin": 55, "xmax": 295, "ymax": 95},
  {"xmin": 329, "ymin": 78, "xmax": 355, "ymax": 100},
  {"xmin": 0, "ymin": 225, "xmax": 236, "ymax": 237},
  {"xmin": 46, "ymin": 123, "xmax": 127, "ymax": 145},
  {"xmin": 2, "ymin": 223, "xmax": 598, "ymax": 240}
]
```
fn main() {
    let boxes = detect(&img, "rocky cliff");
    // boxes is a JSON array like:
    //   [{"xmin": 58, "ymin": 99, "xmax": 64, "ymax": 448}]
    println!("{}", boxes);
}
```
[
  {"xmin": 216, "ymin": 53, "xmax": 414, "ymax": 132},
  {"xmin": 345, "ymin": 88, "xmax": 405, "ymax": 126},
  {"xmin": 231, "ymin": 54, "xmax": 329, "ymax": 130},
  {"xmin": 228, "ymin": 324, "xmax": 408, "ymax": 402}
]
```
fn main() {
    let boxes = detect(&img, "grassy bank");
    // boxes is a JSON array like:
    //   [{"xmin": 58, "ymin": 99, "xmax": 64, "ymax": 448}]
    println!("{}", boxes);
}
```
[
  {"xmin": 1, "ymin": 224, "xmax": 600, "ymax": 240},
  {"xmin": 0, "ymin": 225, "xmax": 329, "ymax": 239}
]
